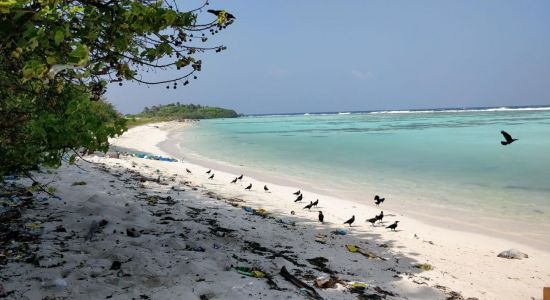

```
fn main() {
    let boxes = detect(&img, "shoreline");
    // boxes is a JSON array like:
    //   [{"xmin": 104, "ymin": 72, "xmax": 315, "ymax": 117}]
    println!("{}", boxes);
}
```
[
  {"xmin": 108, "ymin": 121, "xmax": 550, "ymax": 299},
  {"xmin": 161, "ymin": 122, "xmax": 550, "ymax": 253}
]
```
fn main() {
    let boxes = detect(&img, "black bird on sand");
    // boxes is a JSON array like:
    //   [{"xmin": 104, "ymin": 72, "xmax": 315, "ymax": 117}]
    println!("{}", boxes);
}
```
[
  {"xmin": 303, "ymin": 201, "xmax": 313, "ymax": 210},
  {"xmin": 207, "ymin": 9, "xmax": 236, "ymax": 20},
  {"xmin": 318, "ymin": 211, "xmax": 324, "ymax": 223},
  {"xmin": 230, "ymin": 177, "xmax": 238, "ymax": 183},
  {"xmin": 366, "ymin": 216, "xmax": 378, "ymax": 226},
  {"xmin": 386, "ymin": 221, "xmax": 400, "ymax": 231},
  {"xmin": 293, "ymin": 190, "xmax": 301, "ymax": 196},
  {"xmin": 186, "ymin": 168, "xmax": 192, "ymax": 174},
  {"xmin": 344, "ymin": 215, "xmax": 355, "ymax": 227},
  {"xmin": 294, "ymin": 194, "xmax": 303, "ymax": 202},
  {"xmin": 264, "ymin": 185, "xmax": 269, "ymax": 192},
  {"xmin": 245, "ymin": 183, "xmax": 252, "ymax": 191},
  {"xmin": 208, "ymin": 174, "xmax": 214, "ymax": 179},
  {"xmin": 500, "ymin": 130, "xmax": 518, "ymax": 146},
  {"xmin": 237, "ymin": 174, "xmax": 244, "ymax": 180},
  {"xmin": 374, "ymin": 195, "xmax": 385, "ymax": 206},
  {"xmin": 311, "ymin": 199, "xmax": 319, "ymax": 207},
  {"xmin": 206, "ymin": 169, "xmax": 211, "ymax": 174},
  {"xmin": 376, "ymin": 211, "xmax": 384, "ymax": 222}
]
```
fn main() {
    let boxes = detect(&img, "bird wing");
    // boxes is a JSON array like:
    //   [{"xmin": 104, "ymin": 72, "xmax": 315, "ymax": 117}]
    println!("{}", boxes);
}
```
[{"xmin": 501, "ymin": 130, "xmax": 513, "ymax": 141}]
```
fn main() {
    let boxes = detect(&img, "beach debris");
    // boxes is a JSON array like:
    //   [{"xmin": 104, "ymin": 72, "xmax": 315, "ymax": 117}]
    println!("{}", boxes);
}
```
[
  {"xmin": 126, "ymin": 227, "xmax": 141, "ymax": 238},
  {"xmin": 290, "ymin": 210, "xmax": 295, "ymax": 215},
  {"xmin": 497, "ymin": 249, "xmax": 528, "ymax": 259},
  {"xmin": 235, "ymin": 266, "xmax": 266, "ymax": 278},
  {"xmin": 253, "ymin": 208, "xmax": 268, "ymax": 217},
  {"xmin": 279, "ymin": 266, "xmax": 323, "ymax": 300},
  {"xmin": 276, "ymin": 219, "xmax": 296, "ymax": 226},
  {"xmin": 346, "ymin": 244, "xmax": 386, "ymax": 260},
  {"xmin": 110, "ymin": 260, "xmax": 122, "ymax": 270},
  {"xmin": 347, "ymin": 281, "xmax": 368, "ymax": 293},
  {"xmin": 314, "ymin": 234, "xmax": 327, "ymax": 244},
  {"xmin": 331, "ymin": 229, "xmax": 347, "ymax": 235},
  {"xmin": 314, "ymin": 276, "xmax": 339, "ymax": 289},
  {"xmin": 414, "ymin": 263, "xmax": 434, "ymax": 271},
  {"xmin": 127, "ymin": 151, "xmax": 178, "ymax": 162},
  {"xmin": 85, "ymin": 219, "xmax": 108, "ymax": 241}
]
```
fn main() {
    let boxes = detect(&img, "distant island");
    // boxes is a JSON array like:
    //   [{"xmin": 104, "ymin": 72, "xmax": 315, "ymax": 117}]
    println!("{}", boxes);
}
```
[{"xmin": 126, "ymin": 103, "xmax": 239, "ymax": 126}]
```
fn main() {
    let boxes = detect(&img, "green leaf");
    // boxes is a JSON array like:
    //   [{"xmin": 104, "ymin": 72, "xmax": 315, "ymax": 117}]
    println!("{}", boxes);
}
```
[
  {"xmin": 68, "ymin": 43, "xmax": 89, "ymax": 65},
  {"xmin": 54, "ymin": 29, "xmax": 64, "ymax": 45}
]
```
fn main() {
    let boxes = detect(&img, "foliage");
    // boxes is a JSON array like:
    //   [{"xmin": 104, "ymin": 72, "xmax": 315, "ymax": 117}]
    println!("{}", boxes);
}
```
[
  {"xmin": 0, "ymin": 1, "xmax": 234, "ymax": 177},
  {"xmin": 127, "ymin": 103, "xmax": 239, "ymax": 125}
]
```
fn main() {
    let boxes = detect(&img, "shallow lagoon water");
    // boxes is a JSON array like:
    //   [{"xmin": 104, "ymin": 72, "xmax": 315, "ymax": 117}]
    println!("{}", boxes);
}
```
[{"xmin": 176, "ymin": 108, "xmax": 550, "ymax": 229}]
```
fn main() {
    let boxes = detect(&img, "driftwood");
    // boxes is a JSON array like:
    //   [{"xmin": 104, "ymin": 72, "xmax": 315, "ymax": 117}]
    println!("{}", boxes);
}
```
[{"xmin": 279, "ymin": 266, "xmax": 323, "ymax": 300}]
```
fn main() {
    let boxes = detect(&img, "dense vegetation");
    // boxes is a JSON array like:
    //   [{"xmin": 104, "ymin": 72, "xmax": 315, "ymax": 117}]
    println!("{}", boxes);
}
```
[
  {"xmin": 129, "ymin": 103, "xmax": 239, "ymax": 124},
  {"xmin": 0, "ymin": 0, "xmax": 234, "ymax": 177}
]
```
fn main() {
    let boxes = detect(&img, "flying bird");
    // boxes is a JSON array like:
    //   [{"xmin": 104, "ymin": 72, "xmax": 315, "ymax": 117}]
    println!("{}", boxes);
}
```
[
  {"xmin": 230, "ymin": 177, "xmax": 238, "ymax": 183},
  {"xmin": 500, "ymin": 130, "xmax": 518, "ymax": 146},
  {"xmin": 376, "ymin": 211, "xmax": 384, "ymax": 222},
  {"xmin": 374, "ymin": 195, "xmax": 385, "ymax": 206},
  {"xmin": 344, "ymin": 215, "xmax": 355, "ymax": 227},
  {"xmin": 293, "ymin": 190, "xmax": 301, "ymax": 196},
  {"xmin": 318, "ymin": 211, "xmax": 324, "ymax": 223},
  {"xmin": 311, "ymin": 199, "xmax": 319, "ymax": 207},
  {"xmin": 186, "ymin": 168, "xmax": 192, "ymax": 174},
  {"xmin": 237, "ymin": 174, "xmax": 244, "ymax": 180},
  {"xmin": 386, "ymin": 221, "xmax": 400, "ymax": 231},
  {"xmin": 366, "ymin": 216, "xmax": 378, "ymax": 226},
  {"xmin": 264, "ymin": 185, "xmax": 269, "ymax": 192},
  {"xmin": 207, "ymin": 9, "xmax": 236, "ymax": 20},
  {"xmin": 206, "ymin": 169, "xmax": 211, "ymax": 174},
  {"xmin": 303, "ymin": 201, "xmax": 313, "ymax": 210},
  {"xmin": 294, "ymin": 194, "xmax": 303, "ymax": 202},
  {"xmin": 208, "ymin": 174, "xmax": 214, "ymax": 179},
  {"xmin": 245, "ymin": 183, "xmax": 252, "ymax": 191}
]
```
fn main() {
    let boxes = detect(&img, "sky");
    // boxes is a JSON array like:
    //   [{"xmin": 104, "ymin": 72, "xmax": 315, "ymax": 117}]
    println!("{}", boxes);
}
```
[{"xmin": 106, "ymin": 0, "xmax": 550, "ymax": 115}]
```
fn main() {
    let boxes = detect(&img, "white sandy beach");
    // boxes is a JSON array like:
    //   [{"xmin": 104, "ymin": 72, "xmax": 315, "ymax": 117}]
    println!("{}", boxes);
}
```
[{"xmin": 2, "ymin": 121, "xmax": 549, "ymax": 299}]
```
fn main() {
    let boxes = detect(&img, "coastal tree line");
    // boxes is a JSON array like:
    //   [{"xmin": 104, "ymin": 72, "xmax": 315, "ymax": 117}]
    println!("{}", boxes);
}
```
[
  {"xmin": 132, "ymin": 103, "xmax": 239, "ymax": 122},
  {"xmin": 0, "ymin": 0, "xmax": 234, "ymax": 177}
]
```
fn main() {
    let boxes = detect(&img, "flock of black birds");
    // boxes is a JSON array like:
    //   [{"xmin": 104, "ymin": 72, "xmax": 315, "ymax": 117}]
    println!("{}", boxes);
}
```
[
  {"xmin": 193, "ymin": 131, "xmax": 518, "ymax": 234},
  {"xmin": 199, "ymin": 169, "xmax": 400, "ymax": 231}
]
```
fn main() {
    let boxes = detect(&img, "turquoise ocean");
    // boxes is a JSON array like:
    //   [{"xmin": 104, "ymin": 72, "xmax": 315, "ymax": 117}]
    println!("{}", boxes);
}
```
[{"xmin": 171, "ymin": 107, "xmax": 550, "ymax": 247}]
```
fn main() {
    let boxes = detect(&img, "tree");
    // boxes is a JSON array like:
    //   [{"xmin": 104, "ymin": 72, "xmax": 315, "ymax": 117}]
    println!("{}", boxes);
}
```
[{"xmin": 0, "ymin": 0, "xmax": 234, "ymax": 177}]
